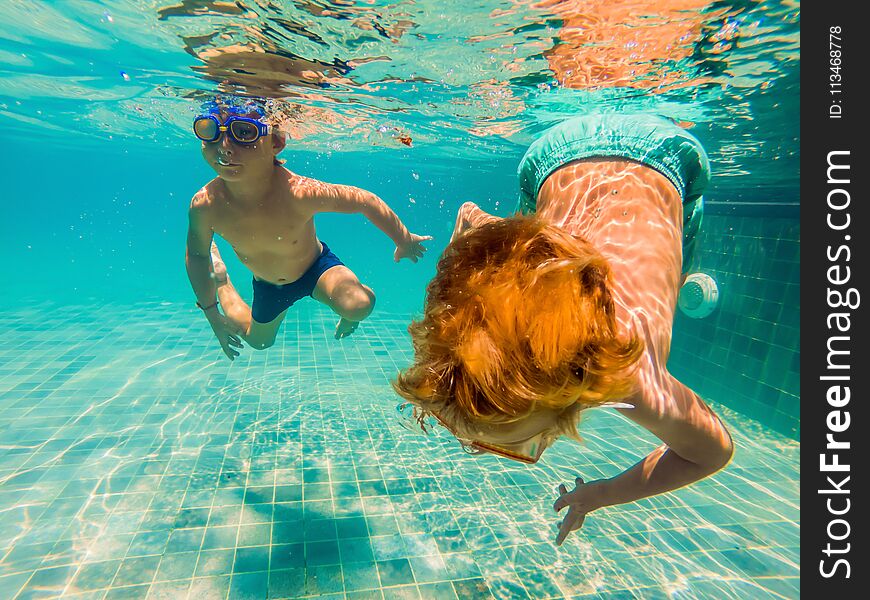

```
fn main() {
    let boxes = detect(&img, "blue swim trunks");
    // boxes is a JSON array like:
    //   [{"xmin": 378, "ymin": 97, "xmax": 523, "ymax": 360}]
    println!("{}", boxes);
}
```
[
  {"xmin": 251, "ymin": 241, "xmax": 344, "ymax": 323},
  {"xmin": 516, "ymin": 113, "xmax": 710, "ymax": 271}
]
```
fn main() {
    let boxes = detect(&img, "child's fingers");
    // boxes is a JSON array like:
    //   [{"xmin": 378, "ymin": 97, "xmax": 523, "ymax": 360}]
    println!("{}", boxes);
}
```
[{"xmin": 555, "ymin": 512, "xmax": 576, "ymax": 545}]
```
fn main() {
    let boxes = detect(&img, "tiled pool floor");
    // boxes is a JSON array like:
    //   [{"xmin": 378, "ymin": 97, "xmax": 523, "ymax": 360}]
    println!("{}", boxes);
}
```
[{"xmin": 0, "ymin": 302, "xmax": 799, "ymax": 599}]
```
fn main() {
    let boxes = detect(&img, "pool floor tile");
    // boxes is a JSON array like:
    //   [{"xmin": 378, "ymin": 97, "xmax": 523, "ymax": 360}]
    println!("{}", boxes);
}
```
[{"xmin": 0, "ymin": 302, "xmax": 800, "ymax": 599}]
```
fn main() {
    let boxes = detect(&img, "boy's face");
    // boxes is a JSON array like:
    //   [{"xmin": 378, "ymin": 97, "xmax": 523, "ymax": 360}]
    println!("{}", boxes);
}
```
[{"xmin": 200, "ymin": 111, "xmax": 285, "ymax": 181}]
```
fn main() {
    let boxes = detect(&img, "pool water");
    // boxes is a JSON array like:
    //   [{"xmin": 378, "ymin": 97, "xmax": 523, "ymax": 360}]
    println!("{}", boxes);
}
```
[
  {"xmin": 0, "ymin": 302, "xmax": 798, "ymax": 599},
  {"xmin": 1, "ymin": 0, "xmax": 800, "ymax": 597}
]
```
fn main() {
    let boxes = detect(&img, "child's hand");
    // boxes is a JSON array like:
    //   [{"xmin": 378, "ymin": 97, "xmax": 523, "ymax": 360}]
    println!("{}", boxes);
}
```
[
  {"xmin": 394, "ymin": 232, "xmax": 432, "ymax": 263},
  {"xmin": 204, "ymin": 309, "xmax": 244, "ymax": 360},
  {"xmin": 553, "ymin": 477, "xmax": 600, "ymax": 546},
  {"xmin": 450, "ymin": 201, "xmax": 475, "ymax": 244},
  {"xmin": 450, "ymin": 201, "xmax": 500, "ymax": 244}
]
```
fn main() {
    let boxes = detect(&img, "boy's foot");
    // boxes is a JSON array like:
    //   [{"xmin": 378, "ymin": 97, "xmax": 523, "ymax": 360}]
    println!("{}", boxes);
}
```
[
  {"xmin": 210, "ymin": 242, "xmax": 229, "ymax": 286},
  {"xmin": 335, "ymin": 318, "xmax": 359, "ymax": 339}
]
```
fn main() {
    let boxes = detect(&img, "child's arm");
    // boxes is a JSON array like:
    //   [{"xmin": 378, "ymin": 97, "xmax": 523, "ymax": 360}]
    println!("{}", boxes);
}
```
[
  {"xmin": 308, "ymin": 181, "xmax": 432, "ymax": 262},
  {"xmin": 553, "ymin": 368, "xmax": 733, "ymax": 544},
  {"xmin": 185, "ymin": 193, "xmax": 243, "ymax": 360},
  {"xmin": 185, "ymin": 194, "xmax": 218, "ymax": 310}
]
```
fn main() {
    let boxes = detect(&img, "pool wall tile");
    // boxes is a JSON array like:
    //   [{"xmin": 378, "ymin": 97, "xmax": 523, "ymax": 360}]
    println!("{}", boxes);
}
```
[{"xmin": 671, "ymin": 214, "xmax": 800, "ymax": 439}]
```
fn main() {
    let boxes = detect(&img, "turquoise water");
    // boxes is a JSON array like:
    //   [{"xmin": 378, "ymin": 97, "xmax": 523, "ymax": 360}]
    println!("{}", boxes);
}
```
[{"xmin": 1, "ymin": 1, "xmax": 799, "ymax": 599}]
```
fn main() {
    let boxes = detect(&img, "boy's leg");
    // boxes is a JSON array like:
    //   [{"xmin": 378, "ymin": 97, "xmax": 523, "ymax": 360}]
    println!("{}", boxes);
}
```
[
  {"xmin": 243, "ymin": 309, "xmax": 289, "ymax": 350},
  {"xmin": 311, "ymin": 266, "xmax": 375, "ymax": 339},
  {"xmin": 211, "ymin": 243, "xmax": 287, "ymax": 350}
]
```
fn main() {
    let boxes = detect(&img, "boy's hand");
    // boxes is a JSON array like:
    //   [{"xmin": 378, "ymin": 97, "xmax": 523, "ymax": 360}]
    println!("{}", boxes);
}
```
[
  {"xmin": 553, "ymin": 477, "xmax": 602, "ymax": 546},
  {"xmin": 450, "ymin": 201, "xmax": 500, "ymax": 244},
  {"xmin": 204, "ymin": 308, "xmax": 244, "ymax": 360},
  {"xmin": 394, "ymin": 233, "xmax": 432, "ymax": 263},
  {"xmin": 450, "ymin": 201, "xmax": 475, "ymax": 244}
]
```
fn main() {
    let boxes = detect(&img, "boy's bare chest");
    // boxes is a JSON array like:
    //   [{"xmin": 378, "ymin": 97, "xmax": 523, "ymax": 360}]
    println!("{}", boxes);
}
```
[{"xmin": 210, "ymin": 198, "xmax": 315, "ymax": 255}]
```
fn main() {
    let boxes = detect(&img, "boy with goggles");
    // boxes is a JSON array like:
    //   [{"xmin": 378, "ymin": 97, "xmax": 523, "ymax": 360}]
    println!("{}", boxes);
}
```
[{"xmin": 186, "ymin": 98, "xmax": 431, "ymax": 359}]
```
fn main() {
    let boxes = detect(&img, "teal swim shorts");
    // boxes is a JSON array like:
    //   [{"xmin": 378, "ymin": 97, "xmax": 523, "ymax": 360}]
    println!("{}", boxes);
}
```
[{"xmin": 516, "ymin": 113, "xmax": 710, "ymax": 271}]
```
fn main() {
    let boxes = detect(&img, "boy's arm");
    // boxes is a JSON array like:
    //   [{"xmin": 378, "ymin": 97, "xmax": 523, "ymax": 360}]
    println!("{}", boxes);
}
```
[
  {"xmin": 186, "ymin": 193, "xmax": 243, "ymax": 360},
  {"xmin": 185, "ymin": 193, "xmax": 218, "ymax": 310},
  {"xmin": 311, "ymin": 182, "xmax": 410, "ymax": 243},
  {"xmin": 597, "ymin": 375, "xmax": 733, "ymax": 503},
  {"xmin": 308, "ymin": 181, "xmax": 432, "ymax": 261},
  {"xmin": 553, "ymin": 364, "xmax": 733, "ymax": 544}
]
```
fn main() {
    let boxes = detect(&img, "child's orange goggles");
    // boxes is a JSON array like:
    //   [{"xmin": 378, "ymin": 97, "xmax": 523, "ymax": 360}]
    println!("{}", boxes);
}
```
[{"xmin": 396, "ymin": 403, "xmax": 549, "ymax": 465}]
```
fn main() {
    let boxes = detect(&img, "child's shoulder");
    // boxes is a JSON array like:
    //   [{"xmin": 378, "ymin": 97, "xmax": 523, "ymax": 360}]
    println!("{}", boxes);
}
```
[
  {"xmin": 281, "ymin": 167, "xmax": 314, "ymax": 187},
  {"xmin": 283, "ymin": 169, "xmax": 333, "ymax": 198},
  {"xmin": 189, "ymin": 178, "xmax": 222, "ymax": 210}
]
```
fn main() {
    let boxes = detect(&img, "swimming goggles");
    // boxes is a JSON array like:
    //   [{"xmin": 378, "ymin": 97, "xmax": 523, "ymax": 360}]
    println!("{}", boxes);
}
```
[
  {"xmin": 397, "ymin": 400, "xmax": 634, "ymax": 465},
  {"xmin": 193, "ymin": 114, "xmax": 271, "ymax": 145},
  {"xmin": 396, "ymin": 403, "xmax": 550, "ymax": 464}
]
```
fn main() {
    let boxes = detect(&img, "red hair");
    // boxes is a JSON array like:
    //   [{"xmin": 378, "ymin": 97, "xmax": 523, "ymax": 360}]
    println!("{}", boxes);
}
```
[{"xmin": 393, "ymin": 215, "xmax": 643, "ymax": 439}]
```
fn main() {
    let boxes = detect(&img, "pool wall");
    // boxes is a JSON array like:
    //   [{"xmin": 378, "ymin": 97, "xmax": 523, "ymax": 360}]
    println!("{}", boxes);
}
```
[{"xmin": 670, "ymin": 204, "xmax": 800, "ymax": 440}]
